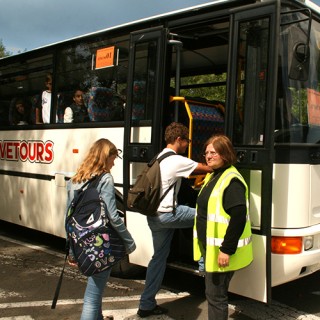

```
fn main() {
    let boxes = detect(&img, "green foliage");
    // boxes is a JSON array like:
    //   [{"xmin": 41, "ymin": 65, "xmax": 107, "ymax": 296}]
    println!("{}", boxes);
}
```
[
  {"xmin": 289, "ymin": 87, "xmax": 308, "ymax": 124},
  {"xmin": 0, "ymin": 39, "xmax": 12, "ymax": 58},
  {"xmin": 173, "ymin": 73, "xmax": 227, "ymax": 102}
]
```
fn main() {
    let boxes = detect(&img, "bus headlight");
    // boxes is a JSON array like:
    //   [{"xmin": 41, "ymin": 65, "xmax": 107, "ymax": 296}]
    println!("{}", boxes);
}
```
[{"xmin": 304, "ymin": 236, "xmax": 313, "ymax": 251}]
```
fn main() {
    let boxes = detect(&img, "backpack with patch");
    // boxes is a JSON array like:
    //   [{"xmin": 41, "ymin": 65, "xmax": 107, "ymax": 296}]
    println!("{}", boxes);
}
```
[
  {"xmin": 65, "ymin": 174, "xmax": 126, "ymax": 276},
  {"xmin": 127, "ymin": 151, "xmax": 176, "ymax": 216}
]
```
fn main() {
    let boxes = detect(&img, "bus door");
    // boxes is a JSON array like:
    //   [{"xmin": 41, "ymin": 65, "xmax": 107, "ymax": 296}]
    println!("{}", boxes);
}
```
[
  {"xmin": 123, "ymin": 26, "xmax": 169, "ymax": 267},
  {"xmin": 226, "ymin": 1, "xmax": 279, "ymax": 303}
]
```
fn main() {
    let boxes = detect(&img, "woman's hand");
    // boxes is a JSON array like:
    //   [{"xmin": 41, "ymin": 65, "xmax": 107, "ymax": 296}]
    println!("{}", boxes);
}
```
[{"xmin": 218, "ymin": 251, "xmax": 230, "ymax": 268}]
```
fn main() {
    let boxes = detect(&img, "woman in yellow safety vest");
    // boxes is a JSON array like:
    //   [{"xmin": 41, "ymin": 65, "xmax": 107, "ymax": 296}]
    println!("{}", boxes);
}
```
[{"xmin": 194, "ymin": 134, "xmax": 253, "ymax": 320}]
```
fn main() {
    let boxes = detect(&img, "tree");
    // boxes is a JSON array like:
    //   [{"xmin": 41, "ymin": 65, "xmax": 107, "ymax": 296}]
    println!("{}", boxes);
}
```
[{"xmin": 0, "ymin": 39, "xmax": 11, "ymax": 58}]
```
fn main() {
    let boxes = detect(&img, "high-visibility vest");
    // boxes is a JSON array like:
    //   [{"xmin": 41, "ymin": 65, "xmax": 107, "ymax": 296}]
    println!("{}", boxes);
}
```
[{"xmin": 193, "ymin": 166, "xmax": 253, "ymax": 272}]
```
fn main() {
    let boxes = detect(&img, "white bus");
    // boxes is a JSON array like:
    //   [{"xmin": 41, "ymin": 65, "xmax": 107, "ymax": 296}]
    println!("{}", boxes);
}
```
[{"xmin": 1, "ymin": 0, "xmax": 320, "ymax": 303}]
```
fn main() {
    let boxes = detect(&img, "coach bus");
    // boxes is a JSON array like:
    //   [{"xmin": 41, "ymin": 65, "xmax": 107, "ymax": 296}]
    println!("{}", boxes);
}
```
[{"xmin": 1, "ymin": 0, "xmax": 320, "ymax": 303}]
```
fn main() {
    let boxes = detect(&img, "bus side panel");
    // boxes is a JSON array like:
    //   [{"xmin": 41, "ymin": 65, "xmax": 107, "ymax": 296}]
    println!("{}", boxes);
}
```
[
  {"xmin": 310, "ymin": 165, "xmax": 320, "ymax": 226},
  {"xmin": 272, "ymin": 164, "xmax": 311, "ymax": 228},
  {"xmin": 126, "ymin": 211, "xmax": 153, "ymax": 267},
  {"xmin": 0, "ymin": 175, "xmax": 65, "ymax": 237},
  {"xmin": 51, "ymin": 175, "xmax": 68, "ymax": 237},
  {"xmin": 229, "ymin": 234, "xmax": 267, "ymax": 303},
  {"xmin": 0, "ymin": 127, "xmax": 124, "ymax": 237}
]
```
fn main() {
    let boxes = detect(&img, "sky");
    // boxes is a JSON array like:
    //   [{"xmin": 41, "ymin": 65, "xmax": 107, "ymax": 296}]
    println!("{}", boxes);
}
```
[
  {"xmin": 0, "ymin": 0, "xmax": 214, "ymax": 54},
  {"xmin": 1, "ymin": 0, "xmax": 320, "ymax": 55}
]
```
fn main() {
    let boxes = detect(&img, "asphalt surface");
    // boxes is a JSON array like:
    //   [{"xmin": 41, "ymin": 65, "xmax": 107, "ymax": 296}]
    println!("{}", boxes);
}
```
[
  {"xmin": 0, "ymin": 224, "xmax": 252, "ymax": 320},
  {"xmin": 2, "ymin": 221, "xmax": 320, "ymax": 319}
]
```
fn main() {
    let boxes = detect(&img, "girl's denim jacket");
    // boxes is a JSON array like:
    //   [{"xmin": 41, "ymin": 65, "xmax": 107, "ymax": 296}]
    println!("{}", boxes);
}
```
[{"xmin": 66, "ymin": 173, "xmax": 136, "ymax": 254}]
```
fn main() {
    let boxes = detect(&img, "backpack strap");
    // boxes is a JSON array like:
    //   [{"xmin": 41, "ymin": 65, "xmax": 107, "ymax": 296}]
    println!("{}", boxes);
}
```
[
  {"xmin": 51, "ymin": 251, "xmax": 68, "ymax": 309},
  {"xmin": 157, "ymin": 150, "xmax": 176, "ymax": 163},
  {"xmin": 156, "ymin": 150, "xmax": 177, "ymax": 208},
  {"xmin": 87, "ymin": 173, "xmax": 105, "ymax": 189},
  {"xmin": 77, "ymin": 173, "xmax": 105, "ymax": 194},
  {"xmin": 148, "ymin": 150, "xmax": 176, "ymax": 167}
]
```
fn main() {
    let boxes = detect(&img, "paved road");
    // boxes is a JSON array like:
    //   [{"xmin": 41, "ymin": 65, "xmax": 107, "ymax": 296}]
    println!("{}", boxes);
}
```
[
  {"xmin": 0, "ymin": 231, "xmax": 250, "ymax": 320},
  {"xmin": 1, "ymin": 222, "xmax": 320, "ymax": 319}
]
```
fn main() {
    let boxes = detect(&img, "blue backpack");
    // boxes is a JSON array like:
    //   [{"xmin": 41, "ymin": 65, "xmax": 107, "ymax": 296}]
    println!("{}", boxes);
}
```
[{"xmin": 65, "ymin": 174, "xmax": 126, "ymax": 276}]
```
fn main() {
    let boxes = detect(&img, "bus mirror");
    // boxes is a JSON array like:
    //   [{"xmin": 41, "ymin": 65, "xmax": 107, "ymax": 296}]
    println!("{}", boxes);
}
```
[
  {"xmin": 282, "ymin": 8, "xmax": 312, "ymax": 82},
  {"xmin": 289, "ymin": 42, "xmax": 310, "ymax": 81}
]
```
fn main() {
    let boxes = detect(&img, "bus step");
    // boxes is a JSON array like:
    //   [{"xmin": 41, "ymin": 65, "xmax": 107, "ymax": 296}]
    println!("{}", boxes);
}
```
[{"xmin": 167, "ymin": 261, "xmax": 205, "ymax": 277}]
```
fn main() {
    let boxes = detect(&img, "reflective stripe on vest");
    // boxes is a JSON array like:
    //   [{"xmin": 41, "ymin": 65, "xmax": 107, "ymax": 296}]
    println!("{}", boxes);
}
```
[{"xmin": 206, "ymin": 235, "xmax": 252, "ymax": 247}]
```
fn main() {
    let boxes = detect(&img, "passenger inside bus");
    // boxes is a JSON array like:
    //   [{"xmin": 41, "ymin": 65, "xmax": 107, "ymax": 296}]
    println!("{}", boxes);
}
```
[
  {"xmin": 36, "ymin": 73, "xmax": 58, "ymax": 124},
  {"xmin": 9, "ymin": 97, "xmax": 32, "ymax": 125},
  {"xmin": 64, "ymin": 89, "xmax": 90, "ymax": 123}
]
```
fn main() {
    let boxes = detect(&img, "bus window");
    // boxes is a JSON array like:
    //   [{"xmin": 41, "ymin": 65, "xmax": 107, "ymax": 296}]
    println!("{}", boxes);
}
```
[
  {"xmin": 233, "ymin": 18, "xmax": 270, "ymax": 146},
  {"xmin": 0, "ymin": 54, "xmax": 53, "ymax": 126},
  {"xmin": 55, "ymin": 37, "xmax": 129, "ymax": 123},
  {"xmin": 275, "ymin": 7, "xmax": 320, "ymax": 144},
  {"xmin": 130, "ymin": 41, "xmax": 157, "ymax": 124}
]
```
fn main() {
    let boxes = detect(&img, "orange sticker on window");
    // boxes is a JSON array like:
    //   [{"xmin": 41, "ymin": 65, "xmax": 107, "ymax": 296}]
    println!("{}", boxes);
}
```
[{"xmin": 96, "ymin": 46, "xmax": 115, "ymax": 69}]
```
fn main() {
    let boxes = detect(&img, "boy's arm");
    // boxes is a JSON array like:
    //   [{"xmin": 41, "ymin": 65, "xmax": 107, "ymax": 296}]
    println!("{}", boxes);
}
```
[{"xmin": 192, "ymin": 162, "xmax": 213, "ymax": 174}]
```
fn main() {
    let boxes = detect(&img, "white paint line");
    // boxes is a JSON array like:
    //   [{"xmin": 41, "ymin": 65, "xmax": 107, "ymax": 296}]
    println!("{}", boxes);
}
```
[
  {"xmin": 0, "ymin": 292, "xmax": 190, "ymax": 309},
  {"xmin": 0, "ymin": 317, "xmax": 34, "ymax": 320}
]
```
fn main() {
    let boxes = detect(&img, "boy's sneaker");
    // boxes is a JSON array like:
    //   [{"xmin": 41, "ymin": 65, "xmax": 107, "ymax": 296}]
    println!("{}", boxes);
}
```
[{"xmin": 137, "ymin": 305, "xmax": 168, "ymax": 318}]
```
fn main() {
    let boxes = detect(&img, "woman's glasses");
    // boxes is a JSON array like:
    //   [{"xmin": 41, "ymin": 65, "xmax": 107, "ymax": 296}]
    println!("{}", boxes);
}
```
[{"xmin": 203, "ymin": 150, "xmax": 219, "ymax": 158}]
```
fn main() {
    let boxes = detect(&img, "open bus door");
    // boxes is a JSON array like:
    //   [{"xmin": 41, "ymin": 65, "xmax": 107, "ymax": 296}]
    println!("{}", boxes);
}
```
[
  {"xmin": 123, "ymin": 26, "xmax": 168, "ymax": 267},
  {"xmin": 226, "ymin": 1, "xmax": 280, "ymax": 303}
]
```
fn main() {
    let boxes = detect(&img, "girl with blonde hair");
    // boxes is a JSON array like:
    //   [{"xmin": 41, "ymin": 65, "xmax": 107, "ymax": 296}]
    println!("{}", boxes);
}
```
[{"xmin": 67, "ymin": 138, "xmax": 136, "ymax": 320}]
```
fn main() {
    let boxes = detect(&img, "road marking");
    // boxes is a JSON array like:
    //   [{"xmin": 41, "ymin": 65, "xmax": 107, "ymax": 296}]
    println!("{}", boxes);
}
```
[
  {"xmin": 0, "ymin": 292, "xmax": 190, "ymax": 309},
  {"xmin": 0, "ymin": 317, "xmax": 34, "ymax": 320}
]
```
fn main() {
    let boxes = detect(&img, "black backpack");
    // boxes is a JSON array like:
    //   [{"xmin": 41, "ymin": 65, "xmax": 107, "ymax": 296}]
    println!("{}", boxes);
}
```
[
  {"xmin": 51, "ymin": 174, "xmax": 126, "ymax": 309},
  {"xmin": 127, "ymin": 151, "xmax": 176, "ymax": 216}
]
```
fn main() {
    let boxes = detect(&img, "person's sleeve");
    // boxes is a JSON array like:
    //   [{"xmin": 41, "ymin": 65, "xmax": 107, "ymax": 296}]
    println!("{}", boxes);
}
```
[
  {"xmin": 220, "ymin": 205, "xmax": 247, "ymax": 255},
  {"xmin": 174, "ymin": 155, "xmax": 198, "ymax": 178},
  {"xmin": 220, "ymin": 180, "xmax": 247, "ymax": 255},
  {"xmin": 100, "ymin": 174, "xmax": 136, "ymax": 254},
  {"xmin": 64, "ymin": 107, "xmax": 73, "ymax": 123}
]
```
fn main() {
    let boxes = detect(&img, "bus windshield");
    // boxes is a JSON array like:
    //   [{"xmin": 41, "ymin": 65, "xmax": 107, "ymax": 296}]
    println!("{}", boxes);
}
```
[{"xmin": 276, "ymin": 6, "xmax": 320, "ymax": 144}]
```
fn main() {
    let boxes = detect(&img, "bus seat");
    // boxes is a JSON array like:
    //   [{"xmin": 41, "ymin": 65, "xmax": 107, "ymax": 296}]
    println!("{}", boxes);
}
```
[
  {"xmin": 188, "ymin": 100, "xmax": 225, "ymax": 163},
  {"xmin": 170, "ymin": 96, "xmax": 225, "ymax": 163},
  {"xmin": 87, "ymin": 87, "xmax": 124, "ymax": 122},
  {"xmin": 132, "ymin": 81, "xmax": 146, "ymax": 120}
]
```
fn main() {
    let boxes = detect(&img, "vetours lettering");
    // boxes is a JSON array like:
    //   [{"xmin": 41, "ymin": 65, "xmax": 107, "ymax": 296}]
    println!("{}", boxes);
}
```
[{"xmin": 0, "ymin": 140, "xmax": 54, "ymax": 163}]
